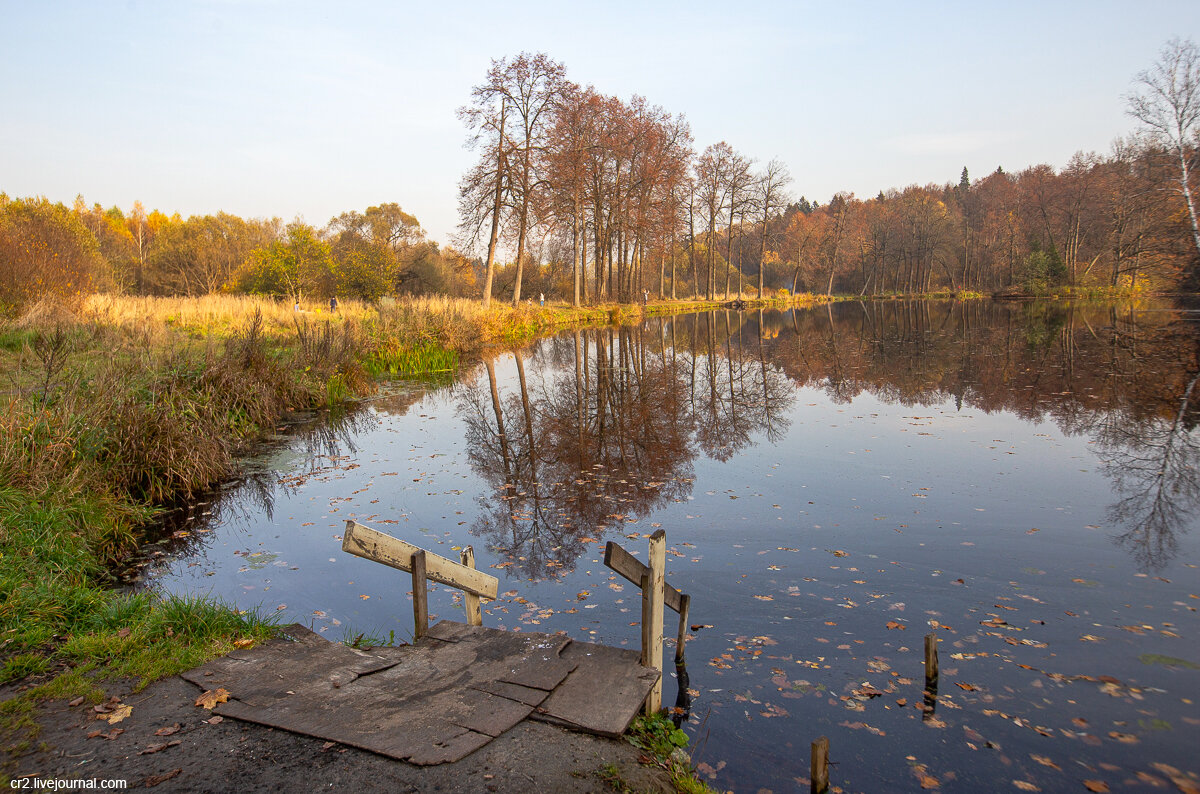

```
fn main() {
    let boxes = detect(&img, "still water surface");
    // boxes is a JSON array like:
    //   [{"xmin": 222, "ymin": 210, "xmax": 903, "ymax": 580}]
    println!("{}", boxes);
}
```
[{"xmin": 146, "ymin": 300, "xmax": 1199, "ymax": 793}]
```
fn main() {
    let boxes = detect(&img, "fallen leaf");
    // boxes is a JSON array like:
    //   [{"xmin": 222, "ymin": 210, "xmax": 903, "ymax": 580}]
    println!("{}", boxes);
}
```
[
  {"xmin": 144, "ymin": 769, "xmax": 181, "ymax": 788},
  {"xmin": 1082, "ymin": 782, "xmax": 1109, "ymax": 793},
  {"xmin": 233, "ymin": 638, "xmax": 255, "ymax": 649},
  {"xmin": 154, "ymin": 724, "xmax": 181, "ymax": 737},
  {"xmin": 101, "ymin": 704, "xmax": 132, "ymax": 724},
  {"xmin": 67, "ymin": 696, "xmax": 84, "ymax": 707},
  {"xmin": 195, "ymin": 688, "xmax": 230, "ymax": 709},
  {"xmin": 87, "ymin": 728, "xmax": 124, "ymax": 740},
  {"xmin": 886, "ymin": 621, "xmax": 906, "ymax": 630},
  {"xmin": 956, "ymin": 682, "xmax": 979, "ymax": 692},
  {"xmin": 1107, "ymin": 731, "xmax": 1138, "ymax": 744},
  {"xmin": 139, "ymin": 740, "xmax": 181, "ymax": 755},
  {"xmin": 1013, "ymin": 782, "xmax": 1040, "ymax": 792},
  {"xmin": 205, "ymin": 715, "xmax": 223, "ymax": 724}
]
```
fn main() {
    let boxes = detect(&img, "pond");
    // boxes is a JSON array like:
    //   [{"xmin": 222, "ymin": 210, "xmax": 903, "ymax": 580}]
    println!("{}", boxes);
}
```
[{"xmin": 142, "ymin": 300, "xmax": 1200, "ymax": 793}]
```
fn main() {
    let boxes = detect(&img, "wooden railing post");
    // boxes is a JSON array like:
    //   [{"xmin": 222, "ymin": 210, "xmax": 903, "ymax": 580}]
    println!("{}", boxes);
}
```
[
  {"xmin": 411, "ymin": 549, "xmax": 429, "ymax": 640},
  {"xmin": 675, "ymin": 592, "xmax": 690, "ymax": 664},
  {"xmin": 641, "ymin": 529, "xmax": 666, "ymax": 714},
  {"xmin": 459, "ymin": 546, "xmax": 482, "ymax": 627}
]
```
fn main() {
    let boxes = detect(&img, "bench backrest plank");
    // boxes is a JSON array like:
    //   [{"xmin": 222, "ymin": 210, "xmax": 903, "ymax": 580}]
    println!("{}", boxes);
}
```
[
  {"xmin": 603, "ymin": 540, "xmax": 684, "ymax": 614},
  {"xmin": 342, "ymin": 520, "xmax": 498, "ymax": 601}
]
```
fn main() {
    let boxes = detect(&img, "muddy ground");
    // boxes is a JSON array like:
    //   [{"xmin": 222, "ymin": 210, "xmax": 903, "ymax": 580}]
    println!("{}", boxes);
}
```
[{"xmin": 5, "ymin": 675, "xmax": 675, "ymax": 793}]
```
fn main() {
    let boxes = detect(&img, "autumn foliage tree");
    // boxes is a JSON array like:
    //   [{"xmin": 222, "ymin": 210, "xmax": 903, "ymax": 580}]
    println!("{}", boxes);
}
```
[{"xmin": 0, "ymin": 195, "xmax": 100, "ymax": 311}]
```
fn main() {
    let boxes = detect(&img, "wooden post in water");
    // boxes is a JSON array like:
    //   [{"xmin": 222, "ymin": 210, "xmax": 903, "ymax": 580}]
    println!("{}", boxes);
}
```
[
  {"xmin": 459, "ymin": 546, "xmax": 482, "ymax": 627},
  {"xmin": 411, "ymin": 549, "xmax": 429, "ymax": 640},
  {"xmin": 811, "ymin": 736, "xmax": 829, "ymax": 794},
  {"xmin": 641, "ymin": 529, "xmax": 666, "ymax": 714},
  {"xmin": 924, "ymin": 632, "xmax": 939, "ymax": 688}
]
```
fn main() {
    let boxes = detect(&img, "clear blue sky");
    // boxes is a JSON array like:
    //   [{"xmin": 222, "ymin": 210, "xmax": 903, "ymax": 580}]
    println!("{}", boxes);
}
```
[{"xmin": 2, "ymin": 1, "xmax": 1197, "ymax": 248}]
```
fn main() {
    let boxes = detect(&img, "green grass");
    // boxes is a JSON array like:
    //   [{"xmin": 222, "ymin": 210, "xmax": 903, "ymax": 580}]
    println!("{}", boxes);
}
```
[
  {"xmin": 621, "ymin": 712, "xmax": 721, "ymax": 794},
  {"xmin": 365, "ymin": 342, "xmax": 459, "ymax": 377}
]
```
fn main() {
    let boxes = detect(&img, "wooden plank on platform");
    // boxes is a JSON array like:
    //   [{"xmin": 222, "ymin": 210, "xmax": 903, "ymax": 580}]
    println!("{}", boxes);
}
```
[
  {"xmin": 470, "ymin": 679, "xmax": 550, "ymax": 708},
  {"xmin": 603, "ymin": 540, "xmax": 684, "ymax": 613},
  {"xmin": 186, "ymin": 619, "xmax": 658, "ymax": 764},
  {"xmin": 533, "ymin": 640, "xmax": 660, "ymax": 738},
  {"xmin": 342, "ymin": 520, "xmax": 498, "ymax": 600}
]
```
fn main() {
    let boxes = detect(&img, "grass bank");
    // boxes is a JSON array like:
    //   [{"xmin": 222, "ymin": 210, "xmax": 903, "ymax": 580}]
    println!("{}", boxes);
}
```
[{"xmin": 0, "ymin": 296, "xmax": 372, "ymax": 761}]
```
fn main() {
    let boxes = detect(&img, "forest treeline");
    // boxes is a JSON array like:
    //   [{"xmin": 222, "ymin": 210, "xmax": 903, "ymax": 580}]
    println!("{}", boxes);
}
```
[
  {"xmin": 458, "ymin": 49, "xmax": 1200, "ymax": 304},
  {"xmin": 0, "ymin": 194, "xmax": 479, "ymax": 313},
  {"xmin": 3, "ymin": 43, "xmax": 1198, "ymax": 314}
]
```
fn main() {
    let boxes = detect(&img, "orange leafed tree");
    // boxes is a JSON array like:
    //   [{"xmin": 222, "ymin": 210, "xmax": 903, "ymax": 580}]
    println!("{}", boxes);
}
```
[{"xmin": 0, "ymin": 195, "xmax": 101, "ymax": 312}]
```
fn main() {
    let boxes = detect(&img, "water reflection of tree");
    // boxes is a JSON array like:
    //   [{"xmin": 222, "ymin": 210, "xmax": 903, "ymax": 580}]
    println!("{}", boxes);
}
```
[
  {"xmin": 1100, "ymin": 372, "xmax": 1200, "ymax": 571},
  {"xmin": 756, "ymin": 299, "xmax": 1200, "ymax": 571},
  {"xmin": 458, "ymin": 320, "xmax": 794, "ymax": 580}
]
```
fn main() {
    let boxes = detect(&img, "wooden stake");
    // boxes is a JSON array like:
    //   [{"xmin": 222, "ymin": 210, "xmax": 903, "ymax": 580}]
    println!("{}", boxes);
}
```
[
  {"xmin": 411, "ymin": 549, "xmax": 428, "ymax": 640},
  {"xmin": 924, "ymin": 632, "xmax": 939, "ymax": 687},
  {"xmin": 675, "ymin": 592, "xmax": 691, "ymax": 663},
  {"xmin": 459, "ymin": 546, "xmax": 482, "ymax": 627},
  {"xmin": 641, "ymin": 529, "xmax": 666, "ymax": 714},
  {"xmin": 811, "ymin": 736, "xmax": 829, "ymax": 794}
]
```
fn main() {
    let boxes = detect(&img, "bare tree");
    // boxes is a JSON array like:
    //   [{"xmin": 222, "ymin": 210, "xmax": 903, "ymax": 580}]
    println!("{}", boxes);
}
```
[
  {"xmin": 753, "ymin": 158, "xmax": 791, "ymax": 297},
  {"xmin": 458, "ymin": 92, "xmax": 509, "ymax": 307},
  {"xmin": 1127, "ymin": 38, "xmax": 1200, "ymax": 260}
]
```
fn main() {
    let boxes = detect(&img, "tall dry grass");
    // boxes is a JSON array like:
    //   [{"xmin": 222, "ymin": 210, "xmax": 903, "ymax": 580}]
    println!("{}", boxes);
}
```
[{"xmin": 81, "ymin": 293, "xmax": 376, "ymax": 341}]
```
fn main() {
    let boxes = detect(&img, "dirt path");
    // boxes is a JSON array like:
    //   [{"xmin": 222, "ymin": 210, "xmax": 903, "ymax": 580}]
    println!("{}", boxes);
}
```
[{"xmin": 6, "ymin": 676, "xmax": 674, "ymax": 793}]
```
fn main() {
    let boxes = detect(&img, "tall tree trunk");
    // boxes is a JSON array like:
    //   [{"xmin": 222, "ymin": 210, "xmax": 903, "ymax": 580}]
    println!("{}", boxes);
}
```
[
  {"xmin": 572, "ymin": 195, "xmax": 582, "ymax": 307},
  {"xmin": 512, "ymin": 197, "xmax": 529, "ymax": 305},
  {"xmin": 1178, "ymin": 147, "xmax": 1200, "ymax": 259},
  {"xmin": 481, "ymin": 100, "xmax": 506, "ymax": 308}
]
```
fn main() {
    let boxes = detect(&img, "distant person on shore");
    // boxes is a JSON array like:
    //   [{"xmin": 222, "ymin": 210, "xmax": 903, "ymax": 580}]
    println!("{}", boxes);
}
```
[
  {"xmin": 294, "ymin": 301, "xmax": 300, "ymax": 312},
  {"xmin": 330, "ymin": 296, "xmax": 338, "ymax": 312},
  {"xmin": 539, "ymin": 292, "xmax": 544, "ymax": 306},
  {"xmin": 643, "ymin": 289, "xmax": 649, "ymax": 305}
]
